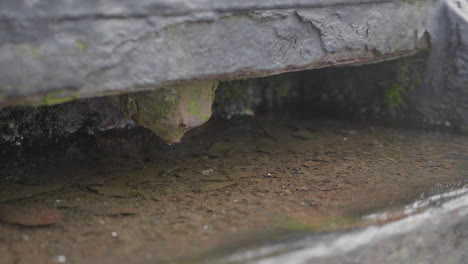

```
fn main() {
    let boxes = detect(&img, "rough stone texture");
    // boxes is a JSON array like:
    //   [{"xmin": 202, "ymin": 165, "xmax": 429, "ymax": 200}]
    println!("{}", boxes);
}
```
[
  {"xmin": 0, "ymin": 54, "xmax": 445, "ymax": 153},
  {"xmin": 216, "ymin": 190, "xmax": 468, "ymax": 264},
  {"xmin": 1, "ymin": 0, "xmax": 467, "ymax": 148},
  {"xmin": 121, "ymin": 80, "xmax": 218, "ymax": 144},
  {"xmin": 214, "ymin": 75, "xmax": 300, "ymax": 119},
  {"xmin": 406, "ymin": 0, "xmax": 468, "ymax": 130},
  {"xmin": 0, "ymin": 0, "xmax": 432, "ymax": 107},
  {"xmin": 0, "ymin": 97, "xmax": 131, "ymax": 157},
  {"xmin": 211, "ymin": 0, "xmax": 468, "ymax": 131},
  {"xmin": 214, "ymin": 54, "xmax": 429, "ymax": 122}
]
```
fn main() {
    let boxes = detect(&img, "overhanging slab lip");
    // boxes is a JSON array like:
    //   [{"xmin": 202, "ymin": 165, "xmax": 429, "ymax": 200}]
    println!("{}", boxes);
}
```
[
  {"xmin": 0, "ymin": 0, "xmax": 400, "ymax": 20},
  {"xmin": 0, "ymin": 0, "xmax": 434, "ymax": 107},
  {"xmin": 0, "ymin": 48, "xmax": 427, "ymax": 108}
]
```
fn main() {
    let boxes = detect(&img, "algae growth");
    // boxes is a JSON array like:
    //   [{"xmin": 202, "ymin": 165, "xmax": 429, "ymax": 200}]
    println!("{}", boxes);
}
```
[
  {"xmin": 121, "ymin": 80, "xmax": 218, "ymax": 144},
  {"xmin": 73, "ymin": 39, "xmax": 88, "ymax": 52},
  {"xmin": 39, "ymin": 89, "xmax": 78, "ymax": 106},
  {"xmin": 383, "ymin": 57, "xmax": 423, "ymax": 112}
]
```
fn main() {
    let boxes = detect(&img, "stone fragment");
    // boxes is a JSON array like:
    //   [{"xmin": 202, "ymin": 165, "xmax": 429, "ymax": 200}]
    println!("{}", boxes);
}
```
[{"xmin": 121, "ymin": 80, "xmax": 218, "ymax": 144}]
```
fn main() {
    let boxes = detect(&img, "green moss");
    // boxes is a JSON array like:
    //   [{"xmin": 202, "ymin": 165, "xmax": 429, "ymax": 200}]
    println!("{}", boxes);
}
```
[
  {"xmin": 200, "ymin": 113, "xmax": 210, "ymax": 121},
  {"xmin": 405, "ymin": 0, "xmax": 426, "ymax": 8},
  {"xmin": 156, "ymin": 92, "xmax": 173, "ymax": 118},
  {"xmin": 158, "ymin": 93, "xmax": 175, "ymax": 118},
  {"xmin": 38, "ymin": 90, "xmax": 77, "ymax": 106},
  {"xmin": 15, "ymin": 44, "xmax": 39, "ymax": 59},
  {"xmin": 188, "ymin": 92, "xmax": 202, "ymax": 118},
  {"xmin": 280, "ymin": 217, "xmax": 315, "ymax": 232},
  {"xmin": 384, "ymin": 82, "xmax": 403, "ymax": 109},
  {"xmin": 28, "ymin": 46, "xmax": 39, "ymax": 58},
  {"xmin": 73, "ymin": 39, "xmax": 87, "ymax": 52},
  {"xmin": 183, "ymin": 80, "xmax": 217, "ymax": 120},
  {"xmin": 382, "ymin": 56, "xmax": 424, "ymax": 112},
  {"xmin": 124, "ymin": 80, "xmax": 217, "ymax": 143}
]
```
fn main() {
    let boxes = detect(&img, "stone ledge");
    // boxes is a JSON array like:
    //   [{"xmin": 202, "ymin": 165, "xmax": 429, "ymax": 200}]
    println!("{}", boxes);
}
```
[{"xmin": 0, "ymin": 0, "xmax": 433, "ymax": 107}]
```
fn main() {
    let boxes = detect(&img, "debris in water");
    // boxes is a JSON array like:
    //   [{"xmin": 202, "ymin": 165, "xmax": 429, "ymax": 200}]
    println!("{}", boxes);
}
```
[
  {"xmin": 202, "ymin": 168, "xmax": 214, "ymax": 175},
  {"xmin": 0, "ymin": 205, "xmax": 62, "ymax": 226},
  {"xmin": 291, "ymin": 128, "xmax": 316, "ymax": 140},
  {"xmin": 57, "ymin": 255, "xmax": 66, "ymax": 263}
]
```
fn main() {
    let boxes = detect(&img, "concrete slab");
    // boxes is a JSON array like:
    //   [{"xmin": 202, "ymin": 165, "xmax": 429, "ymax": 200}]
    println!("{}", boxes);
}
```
[{"xmin": 0, "ymin": 0, "xmax": 434, "ymax": 107}]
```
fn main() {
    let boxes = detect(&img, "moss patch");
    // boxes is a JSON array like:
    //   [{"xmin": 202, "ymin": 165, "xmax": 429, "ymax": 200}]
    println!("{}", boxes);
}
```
[
  {"xmin": 123, "ymin": 80, "xmax": 218, "ymax": 143},
  {"xmin": 36, "ymin": 90, "xmax": 78, "ymax": 106},
  {"xmin": 382, "ymin": 56, "xmax": 424, "ymax": 113},
  {"xmin": 384, "ymin": 82, "xmax": 403, "ymax": 109},
  {"xmin": 73, "ymin": 39, "xmax": 88, "ymax": 52}
]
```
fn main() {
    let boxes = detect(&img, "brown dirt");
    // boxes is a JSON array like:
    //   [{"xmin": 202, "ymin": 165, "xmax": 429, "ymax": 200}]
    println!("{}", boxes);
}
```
[{"xmin": 0, "ymin": 117, "xmax": 467, "ymax": 264}]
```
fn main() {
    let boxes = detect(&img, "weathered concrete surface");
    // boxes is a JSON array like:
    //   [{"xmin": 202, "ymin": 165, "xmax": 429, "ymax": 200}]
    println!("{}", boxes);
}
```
[
  {"xmin": 406, "ymin": 0, "xmax": 468, "ymax": 130},
  {"xmin": 214, "ymin": 187, "xmax": 468, "ymax": 264},
  {"xmin": 0, "ymin": 0, "xmax": 432, "ymax": 107}
]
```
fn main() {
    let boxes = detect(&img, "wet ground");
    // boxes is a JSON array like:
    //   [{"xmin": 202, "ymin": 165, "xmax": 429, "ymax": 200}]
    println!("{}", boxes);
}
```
[{"xmin": 1, "ymin": 116, "xmax": 468, "ymax": 264}]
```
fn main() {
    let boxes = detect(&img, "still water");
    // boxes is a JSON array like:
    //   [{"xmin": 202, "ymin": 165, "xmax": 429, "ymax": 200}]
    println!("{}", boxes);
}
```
[{"xmin": 1, "ymin": 117, "xmax": 467, "ymax": 263}]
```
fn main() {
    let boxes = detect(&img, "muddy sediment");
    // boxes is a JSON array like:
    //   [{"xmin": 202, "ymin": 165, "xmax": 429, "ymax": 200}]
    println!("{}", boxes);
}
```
[{"xmin": 0, "ymin": 116, "xmax": 467, "ymax": 263}]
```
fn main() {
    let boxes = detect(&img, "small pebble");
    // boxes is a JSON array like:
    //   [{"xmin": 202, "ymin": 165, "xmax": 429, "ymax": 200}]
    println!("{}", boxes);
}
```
[
  {"xmin": 57, "ymin": 255, "xmax": 66, "ymax": 263},
  {"xmin": 202, "ymin": 168, "xmax": 214, "ymax": 175},
  {"xmin": 111, "ymin": 231, "xmax": 118, "ymax": 237}
]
